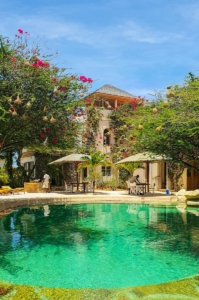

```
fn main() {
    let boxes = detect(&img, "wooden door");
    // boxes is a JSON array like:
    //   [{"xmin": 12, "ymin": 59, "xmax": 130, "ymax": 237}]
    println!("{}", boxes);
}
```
[{"xmin": 187, "ymin": 163, "xmax": 199, "ymax": 190}]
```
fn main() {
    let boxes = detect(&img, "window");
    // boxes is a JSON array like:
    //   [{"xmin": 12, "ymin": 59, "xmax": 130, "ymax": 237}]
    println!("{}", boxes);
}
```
[
  {"xmin": 24, "ymin": 162, "xmax": 35, "ymax": 176},
  {"xmin": 103, "ymin": 129, "xmax": 110, "ymax": 146},
  {"xmin": 187, "ymin": 168, "xmax": 191, "ymax": 177},
  {"xmin": 83, "ymin": 168, "xmax": 87, "ymax": 179},
  {"xmin": 101, "ymin": 166, "xmax": 111, "ymax": 176}
]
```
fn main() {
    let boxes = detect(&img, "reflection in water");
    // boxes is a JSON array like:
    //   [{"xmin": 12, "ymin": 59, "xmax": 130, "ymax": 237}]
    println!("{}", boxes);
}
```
[
  {"xmin": 0, "ymin": 203, "xmax": 199, "ymax": 288},
  {"xmin": 43, "ymin": 205, "xmax": 50, "ymax": 217}
]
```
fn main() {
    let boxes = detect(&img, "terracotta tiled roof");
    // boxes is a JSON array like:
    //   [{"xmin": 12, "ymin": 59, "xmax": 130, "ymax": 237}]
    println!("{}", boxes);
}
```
[{"xmin": 93, "ymin": 84, "xmax": 135, "ymax": 98}]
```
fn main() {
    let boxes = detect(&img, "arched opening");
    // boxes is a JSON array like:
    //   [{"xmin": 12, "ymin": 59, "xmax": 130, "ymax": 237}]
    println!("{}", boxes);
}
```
[{"xmin": 103, "ymin": 129, "xmax": 110, "ymax": 146}]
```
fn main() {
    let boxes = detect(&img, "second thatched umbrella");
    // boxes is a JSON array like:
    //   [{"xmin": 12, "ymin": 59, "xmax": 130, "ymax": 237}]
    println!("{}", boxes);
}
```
[{"xmin": 115, "ymin": 152, "xmax": 169, "ymax": 190}]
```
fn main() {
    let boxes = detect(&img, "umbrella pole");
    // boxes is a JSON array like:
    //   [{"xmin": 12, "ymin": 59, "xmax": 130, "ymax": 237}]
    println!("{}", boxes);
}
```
[
  {"xmin": 75, "ymin": 162, "xmax": 79, "ymax": 190},
  {"xmin": 146, "ymin": 161, "xmax": 149, "ymax": 192}
]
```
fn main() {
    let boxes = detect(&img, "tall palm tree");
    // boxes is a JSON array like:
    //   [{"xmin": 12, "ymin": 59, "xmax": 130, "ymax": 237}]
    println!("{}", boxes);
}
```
[{"xmin": 77, "ymin": 151, "xmax": 112, "ymax": 192}]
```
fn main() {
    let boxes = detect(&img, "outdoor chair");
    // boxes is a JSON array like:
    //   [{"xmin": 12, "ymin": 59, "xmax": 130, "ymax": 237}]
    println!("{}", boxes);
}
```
[
  {"xmin": 129, "ymin": 183, "xmax": 137, "ymax": 195},
  {"xmin": 64, "ymin": 183, "xmax": 72, "ymax": 193},
  {"xmin": 0, "ymin": 188, "xmax": 11, "ymax": 195},
  {"xmin": 149, "ymin": 183, "xmax": 156, "ymax": 194},
  {"xmin": 85, "ymin": 183, "xmax": 93, "ymax": 193},
  {"xmin": 2, "ymin": 186, "xmax": 25, "ymax": 194},
  {"xmin": 137, "ymin": 185, "xmax": 145, "ymax": 195}
]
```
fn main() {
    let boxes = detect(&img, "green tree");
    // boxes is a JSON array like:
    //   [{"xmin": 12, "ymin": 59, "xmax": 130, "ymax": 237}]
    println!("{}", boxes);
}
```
[
  {"xmin": 0, "ymin": 167, "xmax": 9, "ymax": 185},
  {"xmin": 126, "ymin": 74, "xmax": 199, "ymax": 167},
  {"xmin": 118, "ymin": 73, "xmax": 199, "ymax": 189},
  {"xmin": 0, "ymin": 30, "xmax": 92, "ymax": 179}
]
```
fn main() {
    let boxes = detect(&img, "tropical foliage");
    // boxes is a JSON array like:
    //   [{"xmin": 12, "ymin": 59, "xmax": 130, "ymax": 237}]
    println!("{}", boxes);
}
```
[
  {"xmin": 109, "ymin": 100, "xmax": 144, "ymax": 161},
  {"xmin": 0, "ymin": 167, "xmax": 8, "ymax": 185},
  {"xmin": 80, "ymin": 97, "xmax": 103, "ymax": 152},
  {"xmin": 0, "ymin": 29, "xmax": 93, "ymax": 182},
  {"xmin": 77, "ymin": 151, "xmax": 112, "ymax": 192},
  {"xmin": 124, "ymin": 73, "xmax": 199, "ymax": 170},
  {"xmin": 0, "ymin": 30, "xmax": 92, "ymax": 152},
  {"xmin": 108, "ymin": 73, "xmax": 199, "ymax": 189}
]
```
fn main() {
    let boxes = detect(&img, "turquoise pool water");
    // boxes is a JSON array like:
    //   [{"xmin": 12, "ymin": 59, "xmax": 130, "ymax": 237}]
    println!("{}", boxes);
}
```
[{"xmin": 0, "ymin": 203, "xmax": 199, "ymax": 288}]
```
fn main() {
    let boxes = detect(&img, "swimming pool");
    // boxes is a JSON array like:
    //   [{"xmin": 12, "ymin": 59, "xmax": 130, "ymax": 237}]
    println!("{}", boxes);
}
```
[{"xmin": 0, "ymin": 203, "xmax": 199, "ymax": 290}]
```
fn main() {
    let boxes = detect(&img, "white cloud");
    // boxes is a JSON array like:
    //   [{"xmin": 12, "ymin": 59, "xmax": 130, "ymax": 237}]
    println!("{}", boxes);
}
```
[
  {"xmin": 116, "ymin": 21, "xmax": 182, "ymax": 44},
  {"xmin": 0, "ymin": 13, "xmax": 183, "ymax": 48}
]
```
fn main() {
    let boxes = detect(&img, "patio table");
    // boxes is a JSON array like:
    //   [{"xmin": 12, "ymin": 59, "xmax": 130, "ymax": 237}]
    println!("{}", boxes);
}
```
[
  {"xmin": 67, "ymin": 182, "xmax": 89, "ymax": 193},
  {"xmin": 136, "ymin": 183, "xmax": 150, "ymax": 194}
]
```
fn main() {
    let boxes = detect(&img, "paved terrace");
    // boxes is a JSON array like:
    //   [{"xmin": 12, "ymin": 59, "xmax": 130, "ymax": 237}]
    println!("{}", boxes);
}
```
[{"xmin": 0, "ymin": 190, "xmax": 177, "ymax": 214}]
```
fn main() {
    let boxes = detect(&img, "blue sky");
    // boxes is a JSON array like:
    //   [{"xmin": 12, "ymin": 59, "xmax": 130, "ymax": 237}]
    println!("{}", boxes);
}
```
[{"xmin": 1, "ymin": 0, "xmax": 199, "ymax": 99}]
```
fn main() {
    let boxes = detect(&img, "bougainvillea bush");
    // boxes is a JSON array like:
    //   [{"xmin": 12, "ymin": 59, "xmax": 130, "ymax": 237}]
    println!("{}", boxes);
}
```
[
  {"xmin": 117, "ymin": 73, "xmax": 199, "ymax": 188},
  {"xmin": 109, "ymin": 99, "xmax": 144, "ymax": 162},
  {"xmin": 0, "ymin": 30, "xmax": 93, "ymax": 169}
]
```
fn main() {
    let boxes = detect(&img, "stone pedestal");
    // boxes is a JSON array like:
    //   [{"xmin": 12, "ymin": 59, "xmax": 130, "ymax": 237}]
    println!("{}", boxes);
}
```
[{"xmin": 24, "ymin": 182, "xmax": 43, "ymax": 193}]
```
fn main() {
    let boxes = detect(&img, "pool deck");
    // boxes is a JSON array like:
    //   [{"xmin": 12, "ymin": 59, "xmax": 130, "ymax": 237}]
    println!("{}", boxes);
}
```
[{"xmin": 0, "ymin": 190, "xmax": 178, "ymax": 214}]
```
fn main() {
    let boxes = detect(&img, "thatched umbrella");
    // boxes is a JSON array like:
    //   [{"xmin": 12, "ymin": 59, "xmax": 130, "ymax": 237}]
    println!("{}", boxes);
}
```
[
  {"xmin": 48, "ymin": 153, "xmax": 91, "ymax": 187},
  {"xmin": 115, "ymin": 152, "xmax": 170, "ymax": 191}
]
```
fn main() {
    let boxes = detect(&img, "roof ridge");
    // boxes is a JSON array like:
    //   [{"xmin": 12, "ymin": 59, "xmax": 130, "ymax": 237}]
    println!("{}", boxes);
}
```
[{"xmin": 93, "ymin": 84, "xmax": 135, "ymax": 98}]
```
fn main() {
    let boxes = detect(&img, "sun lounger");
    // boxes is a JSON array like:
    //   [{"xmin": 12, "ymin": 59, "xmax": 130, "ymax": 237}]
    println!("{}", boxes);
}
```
[
  {"xmin": 1, "ymin": 186, "xmax": 25, "ymax": 194},
  {"xmin": 0, "ymin": 188, "xmax": 11, "ymax": 195}
]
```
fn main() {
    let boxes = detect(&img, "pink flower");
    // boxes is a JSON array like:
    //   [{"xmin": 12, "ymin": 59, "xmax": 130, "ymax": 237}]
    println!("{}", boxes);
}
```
[
  {"xmin": 79, "ymin": 75, "xmax": 87, "ymax": 82},
  {"xmin": 99, "ymin": 136, "xmax": 102, "ymax": 139},
  {"xmin": 45, "ymin": 128, "xmax": 50, "ymax": 132},
  {"xmin": 37, "ymin": 60, "xmax": 43, "ymax": 66},
  {"xmin": 71, "ymin": 75, "xmax": 75, "ymax": 79},
  {"xmin": 18, "ymin": 29, "xmax": 23, "ymax": 34},
  {"xmin": 58, "ymin": 86, "xmax": 68, "ymax": 91},
  {"xmin": 51, "ymin": 77, "xmax": 57, "ymax": 83},
  {"xmin": 43, "ymin": 62, "xmax": 50, "ymax": 68},
  {"xmin": 145, "ymin": 99, "xmax": 149, "ymax": 102},
  {"xmin": 40, "ymin": 133, "xmax": 45, "ymax": 138},
  {"xmin": 86, "ymin": 98, "xmax": 91, "ymax": 103},
  {"xmin": 52, "ymin": 137, "xmax": 58, "ymax": 143},
  {"xmin": 32, "ymin": 59, "xmax": 50, "ymax": 68},
  {"xmin": 32, "ymin": 63, "xmax": 39, "ymax": 68},
  {"xmin": 87, "ymin": 78, "xmax": 93, "ymax": 83}
]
